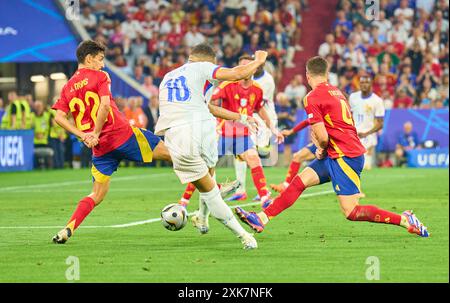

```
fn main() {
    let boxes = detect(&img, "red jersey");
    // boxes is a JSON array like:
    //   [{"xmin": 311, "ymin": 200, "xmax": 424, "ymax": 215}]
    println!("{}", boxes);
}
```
[
  {"xmin": 52, "ymin": 68, "xmax": 133, "ymax": 157},
  {"xmin": 304, "ymin": 82, "xmax": 366, "ymax": 159},
  {"xmin": 212, "ymin": 81, "xmax": 264, "ymax": 137}
]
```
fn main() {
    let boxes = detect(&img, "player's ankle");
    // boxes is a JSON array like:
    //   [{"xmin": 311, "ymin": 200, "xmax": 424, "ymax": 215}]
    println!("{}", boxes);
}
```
[
  {"xmin": 258, "ymin": 212, "xmax": 269, "ymax": 225},
  {"xmin": 400, "ymin": 215, "xmax": 409, "ymax": 228}
]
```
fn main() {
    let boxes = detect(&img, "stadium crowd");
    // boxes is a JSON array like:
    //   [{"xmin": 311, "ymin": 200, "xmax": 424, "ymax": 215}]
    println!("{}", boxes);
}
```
[
  {"xmin": 320, "ymin": 0, "xmax": 449, "ymax": 109},
  {"xmin": 1, "ymin": 0, "xmax": 448, "ymax": 170},
  {"xmin": 80, "ymin": 0, "xmax": 307, "ymax": 86}
]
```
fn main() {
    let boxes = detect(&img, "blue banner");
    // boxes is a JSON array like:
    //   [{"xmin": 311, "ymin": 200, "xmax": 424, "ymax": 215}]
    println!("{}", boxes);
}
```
[
  {"xmin": 0, "ymin": 130, "xmax": 34, "ymax": 172},
  {"xmin": 0, "ymin": 0, "xmax": 78, "ymax": 62},
  {"xmin": 288, "ymin": 109, "xmax": 449, "ymax": 153},
  {"xmin": 407, "ymin": 148, "xmax": 449, "ymax": 168}
]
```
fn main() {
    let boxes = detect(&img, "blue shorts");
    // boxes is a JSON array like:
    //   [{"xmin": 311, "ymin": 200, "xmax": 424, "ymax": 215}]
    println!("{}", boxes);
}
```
[
  {"xmin": 91, "ymin": 127, "xmax": 161, "ymax": 183},
  {"xmin": 308, "ymin": 155, "xmax": 365, "ymax": 196},
  {"xmin": 218, "ymin": 135, "xmax": 254, "ymax": 156},
  {"xmin": 305, "ymin": 143, "xmax": 317, "ymax": 155}
]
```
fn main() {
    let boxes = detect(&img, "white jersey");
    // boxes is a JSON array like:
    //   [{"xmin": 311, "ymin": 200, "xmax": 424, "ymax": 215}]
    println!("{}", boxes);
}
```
[
  {"xmin": 349, "ymin": 91, "xmax": 385, "ymax": 149},
  {"xmin": 155, "ymin": 61, "xmax": 220, "ymax": 135},
  {"xmin": 349, "ymin": 91, "xmax": 385, "ymax": 133},
  {"xmin": 253, "ymin": 70, "xmax": 276, "ymax": 121}
]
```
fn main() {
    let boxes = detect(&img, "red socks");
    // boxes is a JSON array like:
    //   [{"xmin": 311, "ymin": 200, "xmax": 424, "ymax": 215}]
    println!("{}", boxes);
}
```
[
  {"xmin": 66, "ymin": 197, "xmax": 96, "ymax": 232},
  {"xmin": 182, "ymin": 183, "xmax": 197, "ymax": 201},
  {"xmin": 347, "ymin": 205, "xmax": 401, "ymax": 225},
  {"xmin": 264, "ymin": 175, "xmax": 306, "ymax": 218},
  {"xmin": 251, "ymin": 166, "xmax": 269, "ymax": 198},
  {"xmin": 285, "ymin": 161, "xmax": 301, "ymax": 184}
]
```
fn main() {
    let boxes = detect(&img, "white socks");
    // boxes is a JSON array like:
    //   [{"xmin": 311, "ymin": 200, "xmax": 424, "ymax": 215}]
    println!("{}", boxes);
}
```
[
  {"xmin": 234, "ymin": 158, "xmax": 247, "ymax": 193},
  {"xmin": 199, "ymin": 185, "xmax": 248, "ymax": 237}
]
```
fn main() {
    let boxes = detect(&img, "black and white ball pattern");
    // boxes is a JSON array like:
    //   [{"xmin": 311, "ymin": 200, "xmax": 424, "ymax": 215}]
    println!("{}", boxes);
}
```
[{"xmin": 161, "ymin": 203, "xmax": 188, "ymax": 231}]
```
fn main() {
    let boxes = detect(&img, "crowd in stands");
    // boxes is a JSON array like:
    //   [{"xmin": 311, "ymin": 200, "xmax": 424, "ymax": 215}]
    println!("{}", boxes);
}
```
[
  {"xmin": 80, "ymin": 0, "xmax": 307, "ymax": 87},
  {"xmin": 319, "ymin": 0, "xmax": 449, "ymax": 109}
]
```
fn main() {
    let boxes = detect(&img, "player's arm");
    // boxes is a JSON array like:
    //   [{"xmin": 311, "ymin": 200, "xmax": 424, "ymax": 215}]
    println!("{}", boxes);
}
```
[
  {"xmin": 214, "ymin": 51, "xmax": 267, "ymax": 81},
  {"xmin": 207, "ymin": 103, "xmax": 256, "ymax": 131},
  {"xmin": 282, "ymin": 119, "xmax": 309, "ymax": 136},
  {"xmin": 358, "ymin": 117, "xmax": 384, "ymax": 138},
  {"xmin": 257, "ymin": 107, "xmax": 284, "ymax": 143},
  {"xmin": 54, "ymin": 110, "xmax": 89, "ymax": 143},
  {"xmin": 310, "ymin": 122, "xmax": 329, "ymax": 159},
  {"xmin": 92, "ymin": 95, "xmax": 111, "ymax": 136}
]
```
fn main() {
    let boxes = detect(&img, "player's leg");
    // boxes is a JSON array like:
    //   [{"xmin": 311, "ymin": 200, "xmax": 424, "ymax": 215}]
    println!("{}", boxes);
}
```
[
  {"xmin": 363, "ymin": 146, "xmax": 375, "ymax": 170},
  {"xmin": 52, "ymin": 155, "xmax": 117, "ymax": 244},
  {"xmin": 271, "ymin": 143, "xmax": 316, "ymax": 193},
  {"xmin": 234, "ymin": 157, "xmax": 247, "ymax": 195},
  {"xmin": 167, "ymin": 122, "xmax": 257, "ymax": 249},
  {"xmin": 236, "ymin": 158, "xmax": 330, "ymax": 233},
  {"xmin": 240, "ymin": 148, "xmax": 271, "ymax": 206},
  {"xmin": 330, "ymin": 156, "xmax": 429, "ymax": 237}
]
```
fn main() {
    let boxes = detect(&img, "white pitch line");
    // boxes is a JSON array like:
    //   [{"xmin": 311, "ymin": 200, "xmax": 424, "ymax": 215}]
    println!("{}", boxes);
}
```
[
  {"xmin": 0, "ymin": 190, "xmax": 334, "ymax": 230},
  {"xmin": 0, "ymin": 172, "xmax": 172, "ymax": 192}
]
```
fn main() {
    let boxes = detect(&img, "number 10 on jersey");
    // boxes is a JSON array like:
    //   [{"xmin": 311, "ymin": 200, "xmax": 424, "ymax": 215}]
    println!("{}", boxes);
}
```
[{"xmin": 164, "ymin": 76, "xmax": 191, "ymax": 103}]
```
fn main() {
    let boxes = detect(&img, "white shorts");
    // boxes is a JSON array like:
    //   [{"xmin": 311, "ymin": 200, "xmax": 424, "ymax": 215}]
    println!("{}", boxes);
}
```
[
  {"xmin": 164, "ymin": 119, "xmax": 218, "ymax": 184},
  {"xmin": 360, "ymin": 133, "xmax": 378, "ymax": 151}
]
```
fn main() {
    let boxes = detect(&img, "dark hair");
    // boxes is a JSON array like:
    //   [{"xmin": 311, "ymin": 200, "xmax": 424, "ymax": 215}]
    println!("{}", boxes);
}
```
[
  {"xmin": 190, "ymin": 43, "xmax": 216, "ymax": 60},
  {"xmin": 238, "ymin": 54, "xmax": 253, "ymax": 63},
  {"xmin": 306, "ymin": 56, "xmax": 328, "ymax": 76},
  {"xmin": 76, "ymin": 40, "xmax": 106, "ymax": 64}
]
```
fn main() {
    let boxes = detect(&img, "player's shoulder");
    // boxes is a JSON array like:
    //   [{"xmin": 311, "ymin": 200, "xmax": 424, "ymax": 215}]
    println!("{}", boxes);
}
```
[
  {"xmin": 251, "ymin": 81, "xmax": 264, "ymax": 92},
  {"xmin": 302, "ymin": 90, "xmax": 315, "ymax": 107},
  {"xmin": 218, "ymin": 80, "xmax": 238, "ymax": 89}
]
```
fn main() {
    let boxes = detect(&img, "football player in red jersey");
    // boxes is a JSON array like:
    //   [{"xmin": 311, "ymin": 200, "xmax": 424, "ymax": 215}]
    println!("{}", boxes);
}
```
[
  {"xmin": 215, "ymin": 55, "xmax": 284, "ymax": 207},
  {"xmin": 236, "ymin": 56, "xmax": 429, "ymax": 237},
  {"xmin": 51, "ymin": 40, "xmax": 172, "ymax": 243}
]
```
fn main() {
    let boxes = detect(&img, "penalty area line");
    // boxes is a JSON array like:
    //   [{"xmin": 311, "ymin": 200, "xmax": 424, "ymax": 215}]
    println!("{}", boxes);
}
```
[{"xmin": 0, "ymin": 190, "xmax": 334, "ymax": 230}]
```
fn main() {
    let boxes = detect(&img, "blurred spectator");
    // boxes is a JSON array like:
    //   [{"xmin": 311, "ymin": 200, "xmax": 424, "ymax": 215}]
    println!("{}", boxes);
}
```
[
  {"xmin": 318, "ymin": 33, "xmax": 343, "ymax": 58},
  {"xmin": 49, "ymin": 109, "xmax": 67, "ymax": 169},
  {"xmin": 395, "ymin": 121, "xmax": 419, "ymax": 166},
  {"xmin": 0, "ymin": 98, "xmax": 4, "ymax": 125},
  {"xmin": 184, "ymin": 26, "xmax": 206, "ymax": 48},
  {"xmin": 124, "ymin": 97, "xmax": 147, "ymax": 128},
  {"xmin": 394, "ymin": 90, "xmax": 414, "ymax": 108},
  {"xmin": 275, "ymin": 92, "xmax": 297, "ymax": 166},
  {"xmin": 143, "ymin": 95, "xmax": 159, "ymax": 133},
  {"xmin": 223, "ymin": 28, "xmax": 243, "ymax": 55},
  {"xmin": 80, "ymin": 7, "xmax": 97, "ymax": 35},
  {"xmin": 143, "ymin": 76, "xmax": 159, "ymax": 98},
  {"xmin": 32, "ymin": 101, "xmax": 53, "ymax": 169},
  {"xmin": 283, "ymin": 74, "xmax": 307, "ymax": 108}
]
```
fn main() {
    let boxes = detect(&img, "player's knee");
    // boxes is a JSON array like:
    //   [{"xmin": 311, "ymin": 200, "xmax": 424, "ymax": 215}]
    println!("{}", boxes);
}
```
[
  {"xmin": 343, "ymin": 203, "xmax": 359, "ymax": 220},
  {"xmin": 246, "ymin": 154, "xmax": 261, "ymax": 168}
]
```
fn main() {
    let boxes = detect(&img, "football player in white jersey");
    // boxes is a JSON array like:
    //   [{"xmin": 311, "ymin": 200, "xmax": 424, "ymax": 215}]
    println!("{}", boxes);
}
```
[
  {"xmin": 229, "ymin": 64, "xmax": 278, "ymax": 201},
  {"xmin": 349, "ymin": 75, "xmax": 385, "ymax": 170},
  {"xmin": 155, "ymin": 44, "xmax": 268, "ymax": 250}
]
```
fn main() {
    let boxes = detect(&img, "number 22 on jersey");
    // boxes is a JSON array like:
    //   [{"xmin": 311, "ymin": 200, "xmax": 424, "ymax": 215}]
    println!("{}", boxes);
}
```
[{"xmin": 69, "ymin": 91, "xmax": 110, "ymax": 131}]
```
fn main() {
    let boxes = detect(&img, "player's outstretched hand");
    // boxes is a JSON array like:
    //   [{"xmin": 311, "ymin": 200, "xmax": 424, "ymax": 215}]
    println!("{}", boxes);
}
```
[
  {"xmin": 254, "ymin": 50, "xmax": 268, "ymax": 64},
  {"xmin": 274, "ymin": 130, "xmax": 285, "ymax": 144},
  {"xmin": 281, "ymin": 129, "xmax": 293, "ymax": 137}
]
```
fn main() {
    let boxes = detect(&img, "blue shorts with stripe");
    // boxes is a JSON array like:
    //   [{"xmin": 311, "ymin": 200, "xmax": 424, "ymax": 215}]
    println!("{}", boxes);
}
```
[
  {"xmin": 305, "ymin": 143, "xmax": 317, "ymax": 155},
  {"xmin": 308, "ymin": 155, "xmax": 365, "ymax": 195},
  {"xmin": 218, "ymin": 135, "xmax": 255, "ymax": 156},
  {"xmin": 91, "ymin": 127, "xmax": 161, "ymax": 183}
]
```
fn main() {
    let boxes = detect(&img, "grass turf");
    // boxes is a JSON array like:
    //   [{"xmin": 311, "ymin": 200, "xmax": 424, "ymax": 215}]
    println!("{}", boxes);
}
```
[{"xmin": 0, "ymin": 167, "xmax": 448, "ymax": 282}]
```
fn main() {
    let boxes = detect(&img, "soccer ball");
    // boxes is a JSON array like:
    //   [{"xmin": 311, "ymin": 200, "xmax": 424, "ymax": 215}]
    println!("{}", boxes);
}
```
[{"xmin": 161, "ymin": 203, "xmax": 188, "ymax": 231}]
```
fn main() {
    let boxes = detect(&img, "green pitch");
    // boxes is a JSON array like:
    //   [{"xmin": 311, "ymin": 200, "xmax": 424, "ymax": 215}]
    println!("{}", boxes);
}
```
[{"xmin": 0, "ymin": 167, "xmax": 448, "ymax": 282}]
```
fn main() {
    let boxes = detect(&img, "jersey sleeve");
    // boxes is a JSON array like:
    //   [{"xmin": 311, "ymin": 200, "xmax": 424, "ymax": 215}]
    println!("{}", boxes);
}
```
[
  {"xmin": 52, "ymin": 89, "xmax": 70, "ymax": 113},
  {"xmin": 198, "ymin": 62, "xmax": 221, "ymax": 82},
  {"xmin": 97, "ymin": 71, "xmax": 112, "ymax": 97},
  {"xmin": 304, "ymin": 93, "xmax": 323, "ymax": 124},
  {"xmin": 254, "ymin": 89, "xmax": 264, "ymax": 111},
  {"xmin": 374, "ymin": 96, "xmax": 385, "ymax": 118},
  {"xmin": 211, "ymin": 83, "xmax": 227, "ymax": 101},
  {"xmin": 348, "ymin": 93, "xmax": 356, "ymax": 111}
]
